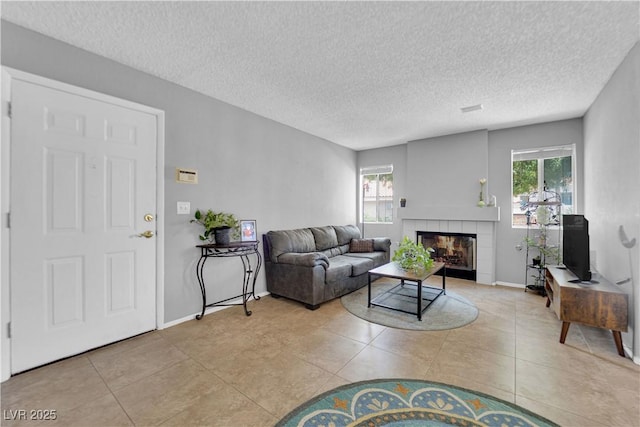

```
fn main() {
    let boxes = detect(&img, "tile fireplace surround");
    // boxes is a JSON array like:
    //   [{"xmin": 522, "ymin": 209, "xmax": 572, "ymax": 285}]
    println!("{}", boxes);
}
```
[{"xmin": 399, "ymin": 207, "xmax": 500, "ymax": 285}]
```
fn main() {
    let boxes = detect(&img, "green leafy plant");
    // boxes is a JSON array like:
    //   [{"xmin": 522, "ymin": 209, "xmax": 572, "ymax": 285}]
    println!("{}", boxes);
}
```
[
  {"xmin": 190, "ymin": 209, "xmax": 240, "ymax": 242},
  {"xmin": 523, "ymin": 236, "xmax": 561, "ymax": 266},
  {"xmin": 540, "ymin": 245, "xmax": 560, "ymax": 265},
  {"xmin": 392, "ymin": 236, "xmax": 435, "ymax": 273}
]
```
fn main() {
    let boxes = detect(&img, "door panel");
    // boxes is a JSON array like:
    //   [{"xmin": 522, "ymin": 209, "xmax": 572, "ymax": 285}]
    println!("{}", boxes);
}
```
[
  {"xmin": 46, "ymin": 148, "xmax": 83, "ymax": 232},
  {"xmin": 10, "ymin": 79, "xmax": 157, "ymax": 374},
  {"xmin": 106, "ymin": 251, "xmax": 135, "ymax": 313},
  {"xmin": 106, "ymin": 157, "xmax": 135, "ymax": 229},
  {"xmin": 46, "ymin": 256, "xmax": 84, "ymax": 326}
]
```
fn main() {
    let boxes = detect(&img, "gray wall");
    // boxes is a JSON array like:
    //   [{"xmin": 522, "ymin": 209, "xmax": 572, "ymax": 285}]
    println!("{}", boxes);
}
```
[
  {"xmin": 584, "ymin": 41, "xmax": 639, "ymax": 359},
  {"xmin": 407, "ymin": 130, "xmax": 489, "ymax": 207},
  {"xmin": 1, "ymin": 21, "xmax": 357, "ymax": 323},
  {"xmin": 489, "ymin": 119, "xmax": 584, "ymax": 285},
  {"xmin": 357, "ymin": 144, "xmax": 407, "ymax": 245},
  {"xmin": 358, "ymin": 119, "xmax": 584, "ymax": 286}
]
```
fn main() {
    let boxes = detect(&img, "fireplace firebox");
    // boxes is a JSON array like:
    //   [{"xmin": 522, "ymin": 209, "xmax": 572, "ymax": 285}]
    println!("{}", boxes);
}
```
[{"xmin": 417, "ymin": 231, "xmax": 477, "ymax": 281}]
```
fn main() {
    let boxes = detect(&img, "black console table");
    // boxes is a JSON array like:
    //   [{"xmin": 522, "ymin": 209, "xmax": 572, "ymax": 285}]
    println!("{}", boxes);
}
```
[{"xmin": 195, "ymin": 241, "xmax": 261, "ymax": 320}]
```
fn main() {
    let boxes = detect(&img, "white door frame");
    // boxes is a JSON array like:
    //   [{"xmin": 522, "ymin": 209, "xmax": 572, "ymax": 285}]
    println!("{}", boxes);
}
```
[{"xmin": 1, "ymin": 67, "xmax": 165, "ymax": 382}]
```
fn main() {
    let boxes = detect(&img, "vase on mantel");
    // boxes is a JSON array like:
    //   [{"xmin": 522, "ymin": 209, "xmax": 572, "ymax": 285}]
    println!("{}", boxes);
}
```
[{"xmin": 477, "ymin": 178, "xmax": 487, "ymax": 207}]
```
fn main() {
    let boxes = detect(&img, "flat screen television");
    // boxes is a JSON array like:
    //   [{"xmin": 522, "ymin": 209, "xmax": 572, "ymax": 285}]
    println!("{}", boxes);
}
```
[{"xmin": 562, "ymin": 214, "xmax": 592, "ymax": 282}]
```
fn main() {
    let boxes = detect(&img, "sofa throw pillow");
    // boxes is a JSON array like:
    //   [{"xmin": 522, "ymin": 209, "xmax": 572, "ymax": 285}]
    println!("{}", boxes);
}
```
[{"xmin": 349, "ymin": 238, "xmax": 374, "ymax": 253}]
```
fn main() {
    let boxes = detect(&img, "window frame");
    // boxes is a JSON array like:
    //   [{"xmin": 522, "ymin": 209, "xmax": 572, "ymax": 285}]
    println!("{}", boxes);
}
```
[
  {"xmin": 511, "ymin": 144, "xmax": 576, "ymax": 228},
  {"xmin": 360, "ymin": 165, "xmax": 394, "ymax": 225}
]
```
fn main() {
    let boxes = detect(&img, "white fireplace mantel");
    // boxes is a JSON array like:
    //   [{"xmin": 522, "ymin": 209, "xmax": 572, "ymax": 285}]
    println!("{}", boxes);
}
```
[{"xmin": 398, "ymin": 206, "xmax": 500, "ymax": 222}]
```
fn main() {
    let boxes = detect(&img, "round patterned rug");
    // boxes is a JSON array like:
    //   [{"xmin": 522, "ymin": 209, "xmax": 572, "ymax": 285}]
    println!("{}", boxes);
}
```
[
  {"xmin": 341, "ymin": 280, "xmax": 478, "ymax": 331},
  {"xmin": 276, "ymin": 379, "xmax": 559, "ymax": 427}
]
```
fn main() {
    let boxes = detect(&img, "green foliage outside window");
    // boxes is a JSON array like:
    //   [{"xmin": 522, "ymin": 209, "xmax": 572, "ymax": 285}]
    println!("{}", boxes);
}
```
[
  {"xmin": 363, "ymin": 172, "xmax": 393, "ymax": 223},
  {"xmin": 512, "ymin": 160, "xmax": 538, "ymax": 198},
  {"xmin": 512, "ymin": 148, "xmax": 574, "ymax": 226},
  {"xmin": 513, "ymin": 157, "xmax": 572, "ymax": 198},
  {"xmin": 544, "ymin": 156, "xmax": 572, "ymax": 193}
]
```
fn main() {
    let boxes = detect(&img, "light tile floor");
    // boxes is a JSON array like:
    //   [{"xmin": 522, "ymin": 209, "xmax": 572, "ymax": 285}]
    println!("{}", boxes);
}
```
[{"xmin": 2, "ymin": 277, "xmax": 639, "ymax": 426}]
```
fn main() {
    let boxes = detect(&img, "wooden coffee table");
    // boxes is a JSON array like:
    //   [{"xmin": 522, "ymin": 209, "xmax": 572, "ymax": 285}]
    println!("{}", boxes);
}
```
[{"xmin": 368, "ymin": 262, "xmax": 446, "ymax": 320}]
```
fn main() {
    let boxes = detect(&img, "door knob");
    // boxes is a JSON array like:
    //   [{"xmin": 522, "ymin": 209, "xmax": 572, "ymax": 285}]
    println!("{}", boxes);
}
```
[{"xmin": 137, "ymin": 230, "xmax": 154, "ymax": 238}]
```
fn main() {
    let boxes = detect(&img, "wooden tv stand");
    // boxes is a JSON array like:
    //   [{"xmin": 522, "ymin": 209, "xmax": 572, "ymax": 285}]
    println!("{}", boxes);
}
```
[{"xmin": 544, "ymin": 266, "xmax": 628, "ymax": 357}]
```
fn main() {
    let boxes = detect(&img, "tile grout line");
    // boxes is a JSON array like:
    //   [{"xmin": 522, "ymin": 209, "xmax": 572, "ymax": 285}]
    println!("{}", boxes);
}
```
[
  {"xmin": 91, "ymin": 336, "xmax": 195, "ymax": 426},
  {"xmin": 86, "ymin": 354, "xmax": 137, "ymax": 427}
]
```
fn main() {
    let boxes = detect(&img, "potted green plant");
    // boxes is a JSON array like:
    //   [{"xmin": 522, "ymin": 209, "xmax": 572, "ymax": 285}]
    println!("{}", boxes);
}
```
[
  {"xmin": 523, "ymin": 236, "xmax": 560, "ymax": 267},
  {"xmin": 191, "ymin": 209, "xmax": 240, "ymax": 245},
  {"xmin": 392, "ymin": 236, "xmax": 435, "ymax": 273}
]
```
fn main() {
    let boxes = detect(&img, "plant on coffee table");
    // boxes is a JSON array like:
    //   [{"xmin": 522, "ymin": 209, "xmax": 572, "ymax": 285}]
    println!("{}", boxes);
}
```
[{"xmin": 392, "ymin": 236, "xmax": 435, "ymax": 273}]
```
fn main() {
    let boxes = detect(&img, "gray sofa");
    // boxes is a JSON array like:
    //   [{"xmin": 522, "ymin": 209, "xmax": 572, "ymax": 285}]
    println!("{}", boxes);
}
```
[{"xmin": 263, "ymin": 225, "xmax": 391, "ymax": 309}]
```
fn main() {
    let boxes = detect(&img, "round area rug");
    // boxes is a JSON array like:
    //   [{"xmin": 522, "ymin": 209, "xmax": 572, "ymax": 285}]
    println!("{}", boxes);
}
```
[
  {"xmin": 341, "ymin": 280, "xmax": 478, "ymax": 330},
  {"xmin": 276, "ymin": 379, "xmax": 560, "ymax": 427}
]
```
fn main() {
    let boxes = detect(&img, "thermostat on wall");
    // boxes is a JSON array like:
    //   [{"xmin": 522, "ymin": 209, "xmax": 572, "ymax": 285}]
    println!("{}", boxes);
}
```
[{"xmin": 176, "ymin": 168, "xmax": 198, "ymax": 184}]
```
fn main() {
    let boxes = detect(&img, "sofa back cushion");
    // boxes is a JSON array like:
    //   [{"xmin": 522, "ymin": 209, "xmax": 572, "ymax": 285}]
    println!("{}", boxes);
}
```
[
  {"xmin": 266, "ymin": 228, "xmax": 316, "ymax": 262},
  {"xmin": 319, "ymin": 247, "xmax": 343, "ymax": 260},
  {"xmin": 310, "ymin": 226, "xmax": 339, "ymax": 251},
  {"xmin": 333, "ymin": 225, "xmax": 361, "ymax": 245}
]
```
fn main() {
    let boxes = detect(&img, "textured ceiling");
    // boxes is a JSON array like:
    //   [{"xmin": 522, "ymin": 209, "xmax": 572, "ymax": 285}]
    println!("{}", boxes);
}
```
[{"xmin": 2, "ymin": 1, "xmax": 639, "ymax": 150}]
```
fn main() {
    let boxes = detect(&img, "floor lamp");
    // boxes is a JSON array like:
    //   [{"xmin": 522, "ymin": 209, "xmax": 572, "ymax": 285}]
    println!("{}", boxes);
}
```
[{"xmin": 617, "ymin": 224, "xmax": 637, "ymax": 361}]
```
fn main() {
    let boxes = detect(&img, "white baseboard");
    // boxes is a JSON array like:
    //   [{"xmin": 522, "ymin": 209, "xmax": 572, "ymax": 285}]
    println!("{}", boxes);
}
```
[
  {"xmin": 159, "ymin": 291, "xmax": 271, "ymax": 330},
  {"xmin": 495, "ymin": 281, "xmax": 526, "ymax": 289}
]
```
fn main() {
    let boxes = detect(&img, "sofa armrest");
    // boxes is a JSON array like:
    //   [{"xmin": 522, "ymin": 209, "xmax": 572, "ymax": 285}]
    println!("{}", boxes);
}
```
[
  {"xmin": 277, "ymin": 252, "xmax": 330, "ymax": 269},
  {"xmin": 372, "ymin": 237, "xmax": 391, "ymax": 252}
]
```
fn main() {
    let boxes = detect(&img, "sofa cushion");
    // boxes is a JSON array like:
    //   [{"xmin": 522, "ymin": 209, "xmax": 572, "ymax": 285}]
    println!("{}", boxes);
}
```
[
  {"xmin": 344, "ymin": 251, "xmax": 388, "ymax": 267},
  {"xmin": 324, "ymin": 256, "xmax": 353, "ymax": 283},
  {"xmin": 347, "ymin": 256, "xmax": 375, "ymax": 276},
  {"xmin": 333, "ymin": 225, "xmax": 361, "ymax": 246},
  {"xmin": 320, "ymin": 247, "xmax": 342, "ymax": 258},
  {"xmin": 310, "ymin": 226, "xmax": 339, "ymax": 251},
  {"xmin": 349, "ymin": 238, "xmax": 374, "ymax": 253},
  {"xmin": 326, "ymin": 255, "xmax": 374, "ymax": 280},
  {"xmin": 266, "ymin": 228, "xmax": 316, "ymax": 262}
]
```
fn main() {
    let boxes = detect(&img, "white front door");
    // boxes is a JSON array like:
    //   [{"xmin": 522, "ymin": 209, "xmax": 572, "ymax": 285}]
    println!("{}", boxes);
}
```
[{"xmin": 10, "ymin": 77, "xmax": 159, "ymax": 374}]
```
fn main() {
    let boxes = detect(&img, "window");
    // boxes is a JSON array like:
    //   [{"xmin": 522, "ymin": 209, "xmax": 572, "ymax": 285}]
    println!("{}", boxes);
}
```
[
  {"xmin": 512, "ymin": 145, "xmax": 575, "ymax": 227},
  {"xmin": 360, "ymin": 165, "xmax": 393, "ymax": 223}
]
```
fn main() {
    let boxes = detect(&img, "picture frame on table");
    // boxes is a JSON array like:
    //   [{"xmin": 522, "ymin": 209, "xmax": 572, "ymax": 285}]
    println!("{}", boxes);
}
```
[{"xmin": 240, "ymin": 220, "xmax": 257, "ymax": 242}]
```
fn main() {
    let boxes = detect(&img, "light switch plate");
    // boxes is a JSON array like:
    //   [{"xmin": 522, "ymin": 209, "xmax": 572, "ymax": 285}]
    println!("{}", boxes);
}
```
[{"xmin": 177, "ymin": 201, "xmax": 190, "ymax": 215}]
